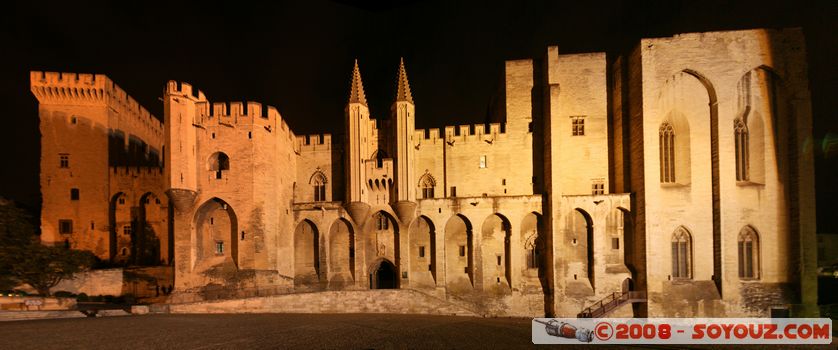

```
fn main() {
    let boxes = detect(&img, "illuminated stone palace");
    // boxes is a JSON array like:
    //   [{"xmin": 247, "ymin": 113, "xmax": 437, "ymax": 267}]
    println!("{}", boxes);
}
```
[{"xmin": 30, "ymin": 27, "xmax": 818, "ymax": 317}]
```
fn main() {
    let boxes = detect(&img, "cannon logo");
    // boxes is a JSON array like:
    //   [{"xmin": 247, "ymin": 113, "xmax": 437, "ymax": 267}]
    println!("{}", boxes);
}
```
[{"xmin": 533, "ymin": 319, "xmax": 593, "ymax": 343}]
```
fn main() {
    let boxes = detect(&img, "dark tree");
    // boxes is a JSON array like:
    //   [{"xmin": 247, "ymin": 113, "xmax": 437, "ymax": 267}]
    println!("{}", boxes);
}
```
[
  {"xmin": 11, "ymin": 244, "xmax": 94, "ymax": 296},
  {"xmin": 0, "ymin": 198, "xmax": 94, "ymax": 295},
  {"xmin": 0, "ymin": 198, "xmax": 37, "ymax": 291}
]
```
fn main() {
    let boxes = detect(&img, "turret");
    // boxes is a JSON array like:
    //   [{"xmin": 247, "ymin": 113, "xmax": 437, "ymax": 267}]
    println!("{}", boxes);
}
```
[
  {"xmin": 391, "ymin": 58, "xmax": 416, "ymax": 202},
  {"xmin": 345, "ymin": 60, "xmax": 371, "ymax": 203},
  {"xmin": 164, "ymin": 81, "xmax": 204, "ymax": 193}
]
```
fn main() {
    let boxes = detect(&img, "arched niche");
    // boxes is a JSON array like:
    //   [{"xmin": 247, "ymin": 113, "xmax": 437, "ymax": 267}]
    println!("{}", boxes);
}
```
[
  {"xmin": 481, "ymin": 213, "xmax": 511, "ymax": 290},
  {"xmin": 444, "ymin": 214, "xmax": 473, "ymax": 290},
  {"xmin": 328, "ymin": 218, "xmax": 355, "ymax": 285},
  {"xmin": 193, "ymin": 198, "xmax": 238, "ymax": 269},
  {"xmin": 408, "ymin": 215, "xmax": 436, "ymax": 287},
  {"xmin": 294, "ymin": 219, "xmax": 320, "ymax": 285}
]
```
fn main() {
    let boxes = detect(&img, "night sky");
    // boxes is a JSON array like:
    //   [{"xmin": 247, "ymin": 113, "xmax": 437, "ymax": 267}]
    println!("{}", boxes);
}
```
[{"xmin": 2, "ymin": 0, "xmax": 836, "ymax": 231}]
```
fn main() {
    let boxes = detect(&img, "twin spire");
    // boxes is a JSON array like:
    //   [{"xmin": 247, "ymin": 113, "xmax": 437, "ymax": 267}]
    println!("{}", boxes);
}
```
[
  {"xmin": 348, "ymin": 57, "xmax": 413, "ymax": 106},
  {"xmin": 348, "ymin": 59, "xmax": 368, "ymax": 106},
  {"xmin": 395, "ymin": 57, "xmax": 414, "ymax": 104}
]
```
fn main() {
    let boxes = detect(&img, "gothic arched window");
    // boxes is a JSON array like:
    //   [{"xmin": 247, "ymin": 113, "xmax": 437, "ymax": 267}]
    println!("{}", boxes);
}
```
[
  {"xmin": 419, "ymin": 174, "xmax": 436, "ymax": 199},
  {"xmin": 659, "ymin": 122, "xmax": 675, "ymax": 183},
  {"xmin": 311, "ymin": 172, "xmax": 327, "ymax": 202},
  {"xmin": 671, "ymin": 227, "xmax": 692, "ymax": 279},
  {"xmin": 735, "ymin": 119, "xmax": 749, "ymax": 181},
  {"xmin": 524, "ymin": 233, "xmax": 541, "ymax": 269},
  {"xmin": 738, "ymin": 226, "xmax": 759, "ymax": 279},
  {"xmin": 375, "ymin": 212, "xmax": 389, "ymax": 230}
]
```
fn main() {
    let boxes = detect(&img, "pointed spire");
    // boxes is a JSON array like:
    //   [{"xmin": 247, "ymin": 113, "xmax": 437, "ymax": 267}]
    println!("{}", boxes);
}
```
[
  {"xmin": 395, "ymin": 57, "xmax": 414, "ymax": 104},
  {"xmin": 349, "ymin": 59, "xmax": 368, "ymax": 106}
]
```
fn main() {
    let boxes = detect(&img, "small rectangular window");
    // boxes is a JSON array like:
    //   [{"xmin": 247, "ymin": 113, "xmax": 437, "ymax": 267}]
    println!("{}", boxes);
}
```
[
  {"xmin": 450, "ymin": 186, "xmax": 457, "ymax": 197},
  {"xmin": 612, "ymin": 237, "xmax": 620, "ymax": 250},
  {"xmin": 90, "ymin": 221, "xmax": 95, "ymax": 230},
  {"xmin": 458, "ymin": 245, "xmax": 466, "ymax": 257},
  {"xmin": 572, "ymin": 116, "xmax": 585, "ymax": 136},
  {"xmin": 502, "ymin": 179, "xmax": 506, "ymax": 186},
  {"xmin": 496, "ymin": 255, "xmax": 502, "ymax": 266},
  {"xmin": 215, "ymin": 241, "xmax": 224, "ymax": 255},
  {"xmin": 123, "ymin": 225, "xmax": 132, "ymax": 236},
  {"xmin": 118, "ymin": 197, "xmax": 125, "ymax": 205},
  {"xmin": 419, "ymin": 246, "xmax": 426, "ymax": 258},
  {"xmin": 479, "ymin": 155, "xmax": 487, "ymax": 168},
  {"xmin": 591, "ymin": 179, "xmax": 605, "ymax": 195},
  {"xmin": 70, "ymin": 188, "xmax": 79, "ymax": 200},
  {"xmin": 59, "ymin": 154, "xmax": 69, "ymax": 168},
  {"xmin": 59, "ymin": 220, "xmax": 73, "ymax": 234},
  {"xmin": 248, "ymin": 131, "xmax": 252, "ymax": 139}
]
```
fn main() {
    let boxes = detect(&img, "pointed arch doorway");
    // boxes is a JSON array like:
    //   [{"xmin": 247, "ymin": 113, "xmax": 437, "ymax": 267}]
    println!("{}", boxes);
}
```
[{"xmin": 370, "ymin": 259, "xmax": 398, "ymax": 289}]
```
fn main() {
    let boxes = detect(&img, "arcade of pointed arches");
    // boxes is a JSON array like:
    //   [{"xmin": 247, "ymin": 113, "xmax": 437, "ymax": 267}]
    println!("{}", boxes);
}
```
[{"xmin": 288, "ymin": 210, "xmax": 560, "ymax": 291}]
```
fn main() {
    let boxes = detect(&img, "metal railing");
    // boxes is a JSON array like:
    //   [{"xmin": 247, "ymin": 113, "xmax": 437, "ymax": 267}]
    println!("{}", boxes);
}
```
[{"xmin": 577, "ymin": 290, "xmax": 646, "ymax": 318}]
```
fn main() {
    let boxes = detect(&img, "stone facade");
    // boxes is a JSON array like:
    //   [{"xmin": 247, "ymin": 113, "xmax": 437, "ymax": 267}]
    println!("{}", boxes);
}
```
[
  {"xmin": 31, "ymin": 72, "xmax": 168, "ymax": 265},
  {"xmin": 30, "ymin": 27, "xmax": 818, "ymax": 317}
]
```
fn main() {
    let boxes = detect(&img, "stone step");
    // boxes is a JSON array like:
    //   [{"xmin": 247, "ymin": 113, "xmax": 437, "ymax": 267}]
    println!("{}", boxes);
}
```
[{"xmin": 168, "ymin": 289, "xmax": 480, "ymax": 316}]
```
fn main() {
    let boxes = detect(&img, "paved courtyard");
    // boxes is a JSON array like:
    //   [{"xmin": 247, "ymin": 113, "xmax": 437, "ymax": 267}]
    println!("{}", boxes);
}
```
[{"xmin": 0, "ymin": 314, "xmax": 834, "ymax": 349}]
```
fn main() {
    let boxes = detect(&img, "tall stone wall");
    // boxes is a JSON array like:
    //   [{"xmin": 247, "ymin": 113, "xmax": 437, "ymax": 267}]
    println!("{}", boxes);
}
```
[
  {"xmin": 634, "ymin": 28, "xmax": 816, "ymax": 316},
  {"xmin": 31, "ymin": 72, "xmax": 165, "ymax": 261}
]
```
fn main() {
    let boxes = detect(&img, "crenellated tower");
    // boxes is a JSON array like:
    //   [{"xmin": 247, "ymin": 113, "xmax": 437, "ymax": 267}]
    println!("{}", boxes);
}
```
[
  {"xmin": 163, "ymin": 82, "xmax": 205, "ymax": 193},
  {"xmin": 345, "ymin": 60, "xmax": 371, "ymax": 203},
  {"xmin": 391, "ymin": 58, "xmax": 416, "ymax": 202}
]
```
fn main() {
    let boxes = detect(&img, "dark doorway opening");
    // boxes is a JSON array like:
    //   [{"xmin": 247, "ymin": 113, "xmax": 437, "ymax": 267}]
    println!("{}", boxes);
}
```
[
  {"xmin": 372, "ymin": 260, "xmax": 397, "ymax": 289},
  {"xmin": 622, "ymin": 278, "xmax": 633, "ymax": 293}
]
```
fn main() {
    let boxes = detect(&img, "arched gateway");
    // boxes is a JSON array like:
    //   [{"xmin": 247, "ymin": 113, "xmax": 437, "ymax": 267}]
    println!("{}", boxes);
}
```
[{"xmin": 370, "ymin": 259, "xmax": 398, "ymax": 289}]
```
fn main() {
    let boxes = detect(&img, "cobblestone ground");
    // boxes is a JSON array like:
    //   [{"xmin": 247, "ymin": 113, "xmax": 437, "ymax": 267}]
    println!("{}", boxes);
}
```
[{"xmin": 0, "ymin": 314, "xmax": 834, "ymax": 349}]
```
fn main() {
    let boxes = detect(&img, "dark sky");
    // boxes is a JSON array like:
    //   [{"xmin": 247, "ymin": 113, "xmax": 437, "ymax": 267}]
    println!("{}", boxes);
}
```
[{"xmin": 2, "ymin": 0, "xmax": 836, "ymax": 231}]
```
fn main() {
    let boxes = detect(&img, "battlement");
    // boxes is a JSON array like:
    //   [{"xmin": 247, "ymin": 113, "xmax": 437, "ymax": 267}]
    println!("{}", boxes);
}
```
[
  {"xmin": 365, "ymin": 158, "xmax": 394, "ymax": 180},
  {"xmin": 31, "ymin": 71, "xmax": 164, "ymax": 148},
  {"xmin": 295, "ymin": 133, "xmax": 333, "ymax": 153},
  {"xmin": 166, "ymin": 80, "xmax": 297, "ymax": 144},
  {"xmin": 414, "ymin": 128, "xmax": 442, "ymax": 143},
  {"xmin": 31, "ymin": 71, "xmax": 109, "ymax": 90},
  {"xmin": 415, "ymin": 122, "xmax": 507, "ymax": 146},
  {"xmin": 199, "ymin": 100, "xmax": 284, "ymax": 133},
  {"xmin": 165, "ymin": 81, "xmax": 207, "ymax": 101}
]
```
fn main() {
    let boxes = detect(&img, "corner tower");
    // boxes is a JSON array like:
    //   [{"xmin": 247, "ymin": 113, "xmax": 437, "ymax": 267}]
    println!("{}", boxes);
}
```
[{"xmin": 391, "ymin": 58, "xmax": 416, "ymax": 202}]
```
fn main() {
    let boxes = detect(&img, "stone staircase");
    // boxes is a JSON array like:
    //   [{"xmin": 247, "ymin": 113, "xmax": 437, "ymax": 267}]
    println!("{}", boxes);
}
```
[{"xmin": 577, "ymin": 290, "xmax": 646, "ymax": 318}]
